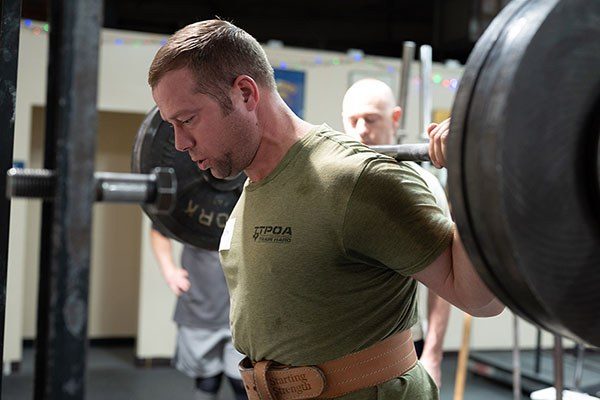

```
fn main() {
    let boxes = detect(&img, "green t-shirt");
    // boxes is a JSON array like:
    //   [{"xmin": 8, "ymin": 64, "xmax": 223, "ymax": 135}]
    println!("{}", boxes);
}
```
[{"xmin": 219, "ymin": 125, "xmax": 454, "ymax": 399}]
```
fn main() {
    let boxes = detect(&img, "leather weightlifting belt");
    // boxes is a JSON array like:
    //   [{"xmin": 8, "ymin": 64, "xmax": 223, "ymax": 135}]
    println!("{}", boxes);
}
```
[{"xmin": 239, "ymin": 330, "xmax": 417, "ymax": 400}]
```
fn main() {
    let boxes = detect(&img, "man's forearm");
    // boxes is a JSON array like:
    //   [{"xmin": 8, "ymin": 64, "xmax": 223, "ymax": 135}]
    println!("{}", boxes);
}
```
[{"xmin": 450, "ymin": 229, "xmax": 504, "ymax": 317}]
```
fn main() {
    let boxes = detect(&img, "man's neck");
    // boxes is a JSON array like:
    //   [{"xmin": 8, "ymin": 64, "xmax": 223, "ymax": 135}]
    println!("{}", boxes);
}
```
[{"xmin": 245, "ymin": 93, "xmax": 315, "ymax": 182}]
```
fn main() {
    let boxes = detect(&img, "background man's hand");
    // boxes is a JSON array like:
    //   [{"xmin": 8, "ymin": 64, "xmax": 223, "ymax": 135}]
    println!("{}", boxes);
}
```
[
  {"xmin": 163, "ymin": 267, "xmax": 190, "ymax": 296},
  {"xmin": 420, "ymin": 352, "xmax": 442, "ymax": 388}
]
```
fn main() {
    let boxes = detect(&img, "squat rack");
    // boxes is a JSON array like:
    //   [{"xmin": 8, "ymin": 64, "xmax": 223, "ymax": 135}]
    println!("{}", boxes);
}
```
[{"xmin": 0, "ymin": 1, "xmax": 103, "ymax": 399}]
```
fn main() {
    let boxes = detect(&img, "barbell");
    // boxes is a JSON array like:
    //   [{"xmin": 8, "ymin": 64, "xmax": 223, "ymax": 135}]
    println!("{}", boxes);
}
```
[
  {"xmin": 6, "ymin": 0, "xmax": 599, "ymax": 347},
  {"xmin": 132, "ymin": 0, "xmax": 600, "ymax": 348},
  {"xmin": 6, "ymin": 167, "xmax": 177, "ymax": 214}
]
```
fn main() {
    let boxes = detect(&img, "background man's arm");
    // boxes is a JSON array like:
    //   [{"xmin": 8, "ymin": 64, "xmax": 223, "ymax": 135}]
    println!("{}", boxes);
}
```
[
  {"xmin": 149, "ymin": 228, "xmax": 190, "ymax": 295},
  {"xmin": 419, "ymin": 290, "xmax": 451, "ymax": 387}
]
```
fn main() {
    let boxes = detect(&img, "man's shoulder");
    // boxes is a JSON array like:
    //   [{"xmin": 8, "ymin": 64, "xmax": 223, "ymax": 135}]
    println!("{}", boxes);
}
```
[
  {"xmin": 308, "ymin": 124, "xmax": 388, "ymax": 171},
  {"xmin": 300, "ymin": 125, "xmax": 428, "ymax": 195}
]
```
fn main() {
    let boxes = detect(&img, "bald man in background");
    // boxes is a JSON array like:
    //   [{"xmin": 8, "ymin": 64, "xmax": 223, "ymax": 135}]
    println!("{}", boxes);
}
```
[{"xmin": 342, "ymin": 78, "xmax": 452, "ymax": 387}]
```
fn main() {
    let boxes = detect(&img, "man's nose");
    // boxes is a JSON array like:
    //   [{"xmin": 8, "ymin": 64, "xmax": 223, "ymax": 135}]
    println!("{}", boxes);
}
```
[
  {"xmin": 173, "ymin": 127, "xmax": 194, "ymax": 152},
  {"xmin": 355, "ymin": 118, "xmax": 369, "ymax": 134}
]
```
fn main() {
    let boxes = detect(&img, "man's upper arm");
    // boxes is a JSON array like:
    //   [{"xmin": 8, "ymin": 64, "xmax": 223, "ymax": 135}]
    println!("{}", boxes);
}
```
[
  {"xmin": 411, "ymin": 244, "xmax": 459, "ymax": 306},
  {"xmin": 342, "ymin": 159, "xmax": 454, "ymax": 275},
  {"xmin": 412, "ymin": 229, "xmax": 504, "ymax": 317}
]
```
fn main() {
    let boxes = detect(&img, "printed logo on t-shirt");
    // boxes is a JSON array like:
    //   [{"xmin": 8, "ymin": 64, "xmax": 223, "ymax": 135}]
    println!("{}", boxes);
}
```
[{"xmin": 253, "ymin": 225, "xmax": 293, "ymax": 244}]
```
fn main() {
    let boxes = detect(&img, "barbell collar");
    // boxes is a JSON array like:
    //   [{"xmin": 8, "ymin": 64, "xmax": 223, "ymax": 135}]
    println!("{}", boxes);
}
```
[
  {"xmin": 6, "ymin": 167, "xmax": 176, "ymax": 213},
  {"xmin": 370, "ymin": 143, "xmax": 430, "ymax": 162}
]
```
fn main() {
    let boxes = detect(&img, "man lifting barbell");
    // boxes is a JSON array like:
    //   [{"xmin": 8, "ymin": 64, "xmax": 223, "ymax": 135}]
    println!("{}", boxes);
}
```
[
  {"xmin": 148, "ymin": 19, "xmax": 503, "ymax": 400},
  {"xmin": 3, "ymin": 1, "xmax": 598, "ymax": 398}
]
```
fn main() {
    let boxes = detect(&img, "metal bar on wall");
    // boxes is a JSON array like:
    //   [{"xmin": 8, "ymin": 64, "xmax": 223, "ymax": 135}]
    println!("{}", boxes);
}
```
[
  {"xmin": 512, "ymin": 315, "xmax": 521, "ymax": 400},
  {"xmin": 397, "ymin": 41, "xmax": 414, "ymax": 144},
  {"xmin": 33, "ymin": 0, "xmax": 103, "ymax": 399},
  {"xmin": 0, "ymin": 0, "xmax": 22, "ymax": 387},
  {"xmin": 419, "ymin": 44, "xmax": 433, "ymax": 140},
  {"xmin": 553, "ymin": 335, "xmax": 564, "ymax": 400}
]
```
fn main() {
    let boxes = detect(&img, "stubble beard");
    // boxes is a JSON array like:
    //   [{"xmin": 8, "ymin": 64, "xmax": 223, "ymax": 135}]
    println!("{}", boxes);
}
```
[
  {"xmin": 209, "ymin": 153, "xmax": 234, "ymax": 179},
  {"xmin": 210, "ymin": 114, "xmax": 257, "ymax": 179}
]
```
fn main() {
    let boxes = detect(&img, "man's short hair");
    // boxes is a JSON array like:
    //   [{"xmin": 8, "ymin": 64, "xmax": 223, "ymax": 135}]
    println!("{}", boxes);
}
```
[{"xmin": 148, "ymin": 19, "xmax": 276, "ymax": 113}]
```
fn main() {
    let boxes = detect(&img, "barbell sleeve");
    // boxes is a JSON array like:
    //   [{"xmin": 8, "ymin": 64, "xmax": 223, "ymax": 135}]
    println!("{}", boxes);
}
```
[
  {"xmin": 370, "ymin": 143, "xmax": 431, "ymax": 162},
  {"xmin": 6, "ymin": 168, "xmax": 57, "ymax": 200},
  {"xmin": 6, "ymin": 167, "xmax": 176, "ymax": 213}
]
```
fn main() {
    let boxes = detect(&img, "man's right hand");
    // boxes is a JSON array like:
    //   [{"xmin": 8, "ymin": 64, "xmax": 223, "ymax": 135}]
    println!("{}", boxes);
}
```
[
  {"xmin": 426, "ymin": 118, "xmax": 451, "ymax": 169},
  {"xmin": 163, "ymin": 267, "xmax": 191, "ymax": 295}
]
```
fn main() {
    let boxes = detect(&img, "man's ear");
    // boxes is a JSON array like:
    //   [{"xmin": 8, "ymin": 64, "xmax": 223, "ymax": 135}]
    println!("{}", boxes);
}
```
[
  {"xmin": 232, "ymin": 75, "xmax": 259, "ymax": 110},
  {"xmin": 391, "ymin": 106, "xmax": 402, "ymax": 128}
]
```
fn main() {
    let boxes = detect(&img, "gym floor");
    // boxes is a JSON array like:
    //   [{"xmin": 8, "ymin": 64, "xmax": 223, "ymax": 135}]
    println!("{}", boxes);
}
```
[
  {"xmin": 1, "ymin": 343, "xmax": 517, "ymax": 400},
  {"xmin": 4, "ymin": 344, "xmax": 600, "ymax": 399}
]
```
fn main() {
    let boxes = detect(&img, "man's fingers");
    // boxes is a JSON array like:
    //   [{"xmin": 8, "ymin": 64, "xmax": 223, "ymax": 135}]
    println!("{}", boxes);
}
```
[
  {"xmin": 438, "ymin": 119, "xmax": 451, "ymax": 167},
  {"xmin": 429, "ymin": 127, "xmax": 443, "ymax": 168},
  {"xmin": 427, "ymin": 122, "xmax": 441, "ymax": 167},
  {"xmin": 427, "ymin": 118, "xmax": 451, "ymax": 168},
  {"xmin": 426, "ymin": 122, "xmax": 438, "ymax": 135},
  {"xmin": 434, "ymin": 129, "xmax": 445, "ymax": 168},
  {"xmin": 428, "ymin": 140, "xmax": 438, "ymax": 168},
  {"xmin": 440, "ymin": 130, "xmax": 448, "ymax": 163},
  {"xmin": 181, "ymin": 279, "xmax": 191, "ymax": 292},
  {"xmin": 170, "ymin": 283, "xmax": 181, "ymax": 296}
]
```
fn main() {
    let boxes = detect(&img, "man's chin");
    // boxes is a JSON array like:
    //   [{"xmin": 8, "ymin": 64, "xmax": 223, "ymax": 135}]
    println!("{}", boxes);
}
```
[
  {"xmin": 206, "ymin": 168, "xmax": 235, "ymax": 181},
  {"xmin": 206, "ymin": 168, "xmax": 222, "ymax": 179}
]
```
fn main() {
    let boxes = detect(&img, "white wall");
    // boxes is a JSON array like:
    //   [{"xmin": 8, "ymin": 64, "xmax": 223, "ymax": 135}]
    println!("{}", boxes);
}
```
[
  {"xmin": 4, "ymin": 21, "xmax": 559, "ymax": 367},
  {"xmin": 4, "ymin": 20, "xmax": 49, "ymax": 368},
  {"xmin": 5, "ymin": 25, "xmax": 158, "ymax": 365},
  {"xmin": 22, "ymin": 108, "xmax": 146, "ymax": 340},
  {"xmin": 135, "ymin": 216, "xmax": 178, "ymax": 358},
  {"xmin": 265, "ymin": 45, "xmax": 462, "ymax": 143}
]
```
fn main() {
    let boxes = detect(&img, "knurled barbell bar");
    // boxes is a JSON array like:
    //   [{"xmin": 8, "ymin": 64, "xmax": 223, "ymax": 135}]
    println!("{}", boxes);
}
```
[
  {"xmin": 5, "ymin": 0, "xmax": 599, "ymax": 349},
  {"xmin": 129, "ymin": 0, "xmax": 600, "ymax": 349},
  {"xmin": 370, "ymin": 143, "xmax": 430, "ymax": 162}
]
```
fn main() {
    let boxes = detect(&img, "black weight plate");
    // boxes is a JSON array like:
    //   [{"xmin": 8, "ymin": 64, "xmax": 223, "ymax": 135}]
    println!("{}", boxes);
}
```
[
  {"xmin": 459, "ymin": 0, "xmax": 562, "ymax": 337},
  {"xmin": 132, "ymin": 107, "xmax": 244, "ymax": 250},
  {"xmin": 463, "ymin": 0, "xmax": 600, "ymax": 345},
  {"xmin": 447, "ymin": 0, "xmax": 544, "ymax": 323}
]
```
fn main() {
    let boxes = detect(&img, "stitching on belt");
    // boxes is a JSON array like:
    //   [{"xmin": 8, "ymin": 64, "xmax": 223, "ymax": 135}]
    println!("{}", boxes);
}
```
[
  {"xmin": 336, "ymin": 351, "xmax": 417, "ymax": 385},
  {"xmin": 326, "ymin": 335, "xmax": 412, "ymax": 373}
]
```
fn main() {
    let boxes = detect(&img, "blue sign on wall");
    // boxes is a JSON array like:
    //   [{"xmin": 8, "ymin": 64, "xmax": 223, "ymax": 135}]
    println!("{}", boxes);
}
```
[{"xmin": 274, "ymin": 68, "xmax": 305, "ymax": 118}]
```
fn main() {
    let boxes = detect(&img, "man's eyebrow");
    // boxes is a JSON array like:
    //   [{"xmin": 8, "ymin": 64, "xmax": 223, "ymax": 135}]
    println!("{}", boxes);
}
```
[{"xmin": 164, "ymin": 109, "xmax": 197, "ymax": 122}]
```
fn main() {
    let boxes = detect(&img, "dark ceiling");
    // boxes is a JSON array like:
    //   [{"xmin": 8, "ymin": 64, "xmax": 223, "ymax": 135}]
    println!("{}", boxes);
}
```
[{"xmin": 21, "ymin": 0, "xmax": 510, "ymax": 63}]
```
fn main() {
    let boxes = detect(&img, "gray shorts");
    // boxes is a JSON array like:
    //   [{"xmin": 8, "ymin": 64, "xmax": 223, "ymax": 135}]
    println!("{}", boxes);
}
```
[{"xmin": 174, "ymin": 325, "xmax": 245, "ymax": 379}]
